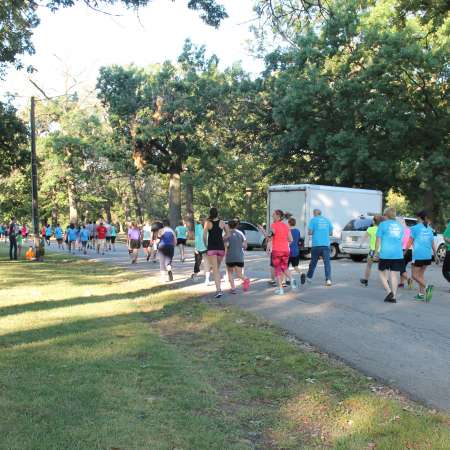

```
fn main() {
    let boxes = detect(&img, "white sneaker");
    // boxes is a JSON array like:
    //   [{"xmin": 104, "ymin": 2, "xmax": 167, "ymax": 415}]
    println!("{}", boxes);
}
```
[
  {"xmin": 326, "ymin": 280, "xmax": 332, "ymax": 287},
  {"xmin": 275, "ymin": 288, "xmax": 284, "ymax": 295},
  {"xmin": 291, "ymin": 279, "xmax": 299, "ymax": 289},
  {"xmin": 306, "ymin": 277, "xmax": 312, "ymax": 284}
]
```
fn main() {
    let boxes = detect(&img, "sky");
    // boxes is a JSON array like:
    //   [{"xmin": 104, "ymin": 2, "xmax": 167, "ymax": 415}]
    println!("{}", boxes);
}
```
[{"xmin": 1, "ymin": 0, "xmax": 265, "ymax": 106}]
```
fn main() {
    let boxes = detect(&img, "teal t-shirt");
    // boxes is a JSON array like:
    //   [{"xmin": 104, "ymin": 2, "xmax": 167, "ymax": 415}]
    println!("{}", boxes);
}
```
[
  {"xmin": 55, "ymin": 227, "xmax": 63, "ymax": 239},
  {"xmin": 110, "ymin": 225, "xmax": 117, "ymax": 237},
  {"xmin": 142, "ymin": 225, "xmax": 152, "ymax": 241},
  {"xmin": 176, "ymin": 225, "xmax": 187, "ymax": 239},
  {"xmin": 80, "ymin": 229, "xmax": 90, "ymax": 242},
  {"xmin": 376, "ymin": 219, "xmax": 404, "ymax": 259},
  {"xmin": 308, "ymin": 216, "xmax": 333, "ymax": 247},
  {"xmin": 410, "ymin": 223, "xmax": 434, "ymax": 261},
  {"xmin": 194, "ymin": 223, "xmax": 207, "ymax": 252}
]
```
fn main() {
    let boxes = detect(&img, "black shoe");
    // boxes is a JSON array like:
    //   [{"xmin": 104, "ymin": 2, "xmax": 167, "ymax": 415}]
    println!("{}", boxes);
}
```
[
  {"xmin": 168, "ymin": 270, "xmax": 173, "ymax": 281},
  {"xmin": 285, "ymin": 280, "xmax": 291, "ymax": 286},
  {"xmin": 360, "ymin": 278, "xmax": 368, "ymax": 287},
  {"xmin": 300, "ymin": 273, "xmax": 306, "ymax": 285},
  {"xmin": 146, "ymin": 255, "xmax": 150, "ymax": 261},
  {"xmin": 384, "ymin": 292, "xmax": 396, "ymax": 303},
  {"xmin": 215, "ymin": 290, "xmax": 223, "ymax": 299}
]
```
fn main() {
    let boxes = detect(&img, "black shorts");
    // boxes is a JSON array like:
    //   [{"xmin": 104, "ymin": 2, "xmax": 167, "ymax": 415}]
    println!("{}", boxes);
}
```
[
  {"xmin": 413, "ymin": 259, "xmax": 432, "ymax": 267},
  {"xmin": 106, "ymin": 236, "xmax": 111, "ymax": 242},
  {"xmin": 57, "ymin": 238, "xmax": 63, "ymax": 243},
  {"xmin": 81, "ymin": 241, "xmax": 87, "ymax": 247},
  {"xmin": 129, "ymin": 239, "xmax": 141, "ymax": 250},
  {"xmin": 226, "ymin": 262, "xmax": 244, "ymax": 268},
  {"xmin": 111, "ymin": 236, "xmax": 116, "ymax": 244},
  {"xmin": 289, "ymin": 255, "xmax": 300, "ymax": 267},
  {"xmin": 177, "ymin": 238, "xmax": 187, "ymax": 246},
  {"xmin": 378, "ymin": 259, "xmax": 404, "ymax": 272},
  {"xmin": 159, "ymin": 246, "xmax": 174, "ymax": 258},
  {"xmin": 142, "ymin": 240, "xmax": 151, "ymax": 248}
]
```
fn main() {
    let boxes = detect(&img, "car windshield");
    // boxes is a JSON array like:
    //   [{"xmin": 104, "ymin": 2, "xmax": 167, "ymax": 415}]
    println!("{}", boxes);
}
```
[{"xmin": 343, "ymin": 217, "xmax": 373, "ymax": 231}]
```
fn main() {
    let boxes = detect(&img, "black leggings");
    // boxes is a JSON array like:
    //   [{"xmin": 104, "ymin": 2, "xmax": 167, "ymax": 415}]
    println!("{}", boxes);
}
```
[
  {"xmin": 194, "ymin": 251, "xmax": 206, "ymax": 274},
  {"xmin": 9, "ymin": 237, "xmax": 17, "ymax": 260},
  {"xmin": 443, "ymin": 250, "xmax": 450, "ymax": 283}
]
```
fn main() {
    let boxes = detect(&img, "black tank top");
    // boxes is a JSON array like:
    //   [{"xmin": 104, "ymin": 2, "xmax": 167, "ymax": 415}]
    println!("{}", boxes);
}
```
[{"xmin": 207, "ymin": 219, "xmax": 225, "ymax": 251}]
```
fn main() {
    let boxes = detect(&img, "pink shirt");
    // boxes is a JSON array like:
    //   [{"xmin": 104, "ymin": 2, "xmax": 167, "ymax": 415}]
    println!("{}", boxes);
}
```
[
  {"xmin": 271, "ymin": 221, "xmax": 290, "ymax": 253},
  {"xmin": 402, "ymin": 226, "xmax": 411, "ymax": 249}
]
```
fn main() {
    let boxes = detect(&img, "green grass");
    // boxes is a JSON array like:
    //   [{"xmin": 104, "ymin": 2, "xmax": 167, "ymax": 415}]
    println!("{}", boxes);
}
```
[{"xmin": 0, "ymin": 247, "xmax": 449, "ymax": 449}]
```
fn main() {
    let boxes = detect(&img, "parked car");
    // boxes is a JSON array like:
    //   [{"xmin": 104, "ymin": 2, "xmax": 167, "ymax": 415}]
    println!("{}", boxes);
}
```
[
  {"xmin": 225, "ymin": 220, "xmax": 266, "ymax": 250},
  {"xmin": 341, "ymin": 216, "xmax": 446, "ymax": 262}
]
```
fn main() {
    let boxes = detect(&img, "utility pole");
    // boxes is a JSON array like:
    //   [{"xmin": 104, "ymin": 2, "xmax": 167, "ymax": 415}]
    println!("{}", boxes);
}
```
[{"xmin": 30, "ymin": 96, "xmax": 40, "ymax": 237}]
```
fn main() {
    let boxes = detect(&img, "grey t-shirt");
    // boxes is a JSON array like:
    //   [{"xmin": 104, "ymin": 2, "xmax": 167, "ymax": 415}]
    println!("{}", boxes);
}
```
[{"xmin": 225, "ymin": 230, "xmax": 246, "ymax": 263}]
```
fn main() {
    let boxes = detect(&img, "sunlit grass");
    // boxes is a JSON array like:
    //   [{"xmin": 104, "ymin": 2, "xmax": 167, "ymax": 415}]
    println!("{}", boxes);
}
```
[{"xmin": 0, "ymin": 248, "xmax": 449, "ymax": 449}]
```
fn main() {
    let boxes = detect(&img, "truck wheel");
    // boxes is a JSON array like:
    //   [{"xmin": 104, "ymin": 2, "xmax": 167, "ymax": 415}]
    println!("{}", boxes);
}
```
[
  {"xmin": 330, "ymin": 244, "xmax": 339, "ymax": 260},
  {"xmin": 436, "ymin": 244, "xmax": 446, "ymax": 262},
  {"xmin": 350, "ymin": 254, "xmax": 366, "ymax": 262}
]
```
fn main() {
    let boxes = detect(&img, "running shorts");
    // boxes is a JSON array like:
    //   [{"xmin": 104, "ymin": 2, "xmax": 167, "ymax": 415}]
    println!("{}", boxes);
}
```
[
  {"xmin": 288, "ymin": 255, "xmax": 300, "ymax": 267},
  {"xmin": 413, "ymin": 259, "xmax": 432, "ymax": 267},
  {"xmin": 129, "ymin": 239, "xmax": 141, "ymax": 250},
  {"xmin": 106, "ymin": 236, "xmax": 111, "ymax": 242},
  {"xmin": 111, "ymin": 236, "xmax": 116, "ymax": 244},
  {"xmin": 378, "ymin": 259, "xmax": 404, "ymax": 272},
  {"xmin": 142, "ymin": 240, "xmax": 151, "ymax": 248},
  {"xmin": 226, "ymin": 262, "xmax": 244, "ymax": 268},
  {"xmin": 159, "ymin": 245, "xmax": 174, "ymax": 258},
  {"xmin": 207, "ymin": 250, "xmax": 225, "ymax": 257},
  {"xmin": 177, "ymin": 238, "xmax": 187, "ymax": 246},
  {"xmin": 272, "ymin": 250, "xmax": 289, "ymax": 277},
  {"xmin": 97, "ymin": 238, "xmax": 106, "ymax": 248}
]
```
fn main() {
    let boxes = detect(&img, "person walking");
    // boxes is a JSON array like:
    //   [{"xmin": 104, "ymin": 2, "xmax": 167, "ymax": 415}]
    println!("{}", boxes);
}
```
[
  {"xmin": 399, "ymin": 217, "xmax": 413, "ymax": 289},
  {"xmin": 408, "ymin": 211, "xmax": 437, "ymax": 301},
  {"xmin": 142, "ymin": 221, "xmax": 153, "ymax": 261},
  {"xmin": 269, "ymin": 210, "xmax": 294, "ymax": 295},
  {"xmin": 204, "ymin": 208, "xmax": 226, "ymax": 298},
  {"xmin": 67, "ymin": 223, "xmax": 78, "ymax": 255},
  {"xmin": 110, "ymin": 222, "xmax": 117, "ymax": 251},
  {"xmin": 105, "ymin": 221, "xmax": 112, "ymax": 251},
  {"xmin": 96, "ymin": 221, "xmax": 107, "ymax": 255},
  {"xmin": 127, "ymin": 222, "xmax": 141, "ymax": 264},
  {"xmin": 288, "ymin": 217, "xmax": 305, "ymax": 288},
  {"xmin": 45, "ymin": 224, "xmax": 52, "ymax": 246},
  {"xmin": 375, "ymin": 207, "xmax": 404, "ymax": 303},
  {"xmin": 191, "ymin": 217, "xmax": 209, "ymax": 281},
  {"xmin": 443, "ymin": 217, "xmax": 450, "ymax": 289},
  {"xmin": 175, "ymin": 220, "xmax": 187, "ymax": 262},
  {"xmin": 8, "ymin": 218, "xmax": 18, "ymax": 260},
  {"xmin": 306, "ymin": 209, "xmax": 333, "ymax": 286},
  {"xmin": 80, "ymin": 225, "xmax": 90, "ymax": 255},
  {"xmin": 224, "ymin": 220, "xmax": 250, "ymax": 294},
  {"xmin": 55, "ymin": 223, "xmax": 64, "ymax": 249},
  {"xmin": 157, "ymin": 219, "xmax": 176, "ymax": 281},
  {"xmin": 360, "ymin": 215, "xmax": 382, "ymax": 286}
]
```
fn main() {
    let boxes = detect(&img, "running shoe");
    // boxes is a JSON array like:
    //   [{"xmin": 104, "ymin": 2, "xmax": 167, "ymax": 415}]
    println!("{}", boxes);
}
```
[
  {"xmin": 243, "ymin": 278, "xmax": 250, "ymax": 292},
  {"xmin": 414, "ymin": 294, "xmax": 425, "ymax": 302},
  {"xmin": 274, "ymin": 288, "xmax": 284, "ymax": 296},
  {"xmin": 230, "ymin": 289, "xmax": 237, "ymax": 295},
  {"xmin": 360, "ymin": 278, "xmax": 368, "ymax": 287},
  {"xmin": 398, "ymin": 283, "xmax": 405, "ymax": 288},
  {"xmin": 384, "ymin": 292, "xmax": 396, "ymax": 303},
  {"xmin": 326, "ymin": 280, "xmax": 332, "ymax": 287},
  {"xmin": 215, "ymin": 290, "xmax": 223, "ymax": 299},
  {"xmin": 168, "ymin": 270, "xmax": 174, "ymax": 282},
  {"xmin": 285, "ymin": 280, "xmax": 291, "ymax": 286},
  {"xmin": 425, "ymin": 285, "xmax": 434, "ymax": 303},
  {"xmin": 146, "ymin": 255, "xmax": 150, "ymax": 261},
  {"xmin": 407, "ymin": 278, "xmax": 413, "ymax": 289},
  {"xmin": 291, "ymin": 278, "xmax": 299, "ymax": 290},
  {"xmin": 300, "ymin": 273, "xmax": 306, "ymax": 285},
  {"xmin": 268, "ymin": 280, "xmax": 277, "ymax": 287}
]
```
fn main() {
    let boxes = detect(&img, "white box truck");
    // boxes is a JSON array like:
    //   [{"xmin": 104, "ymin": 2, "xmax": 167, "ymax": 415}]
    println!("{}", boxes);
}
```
[{"xmin": 267, "ymin": 184, "xmax": 383, "ymax": 258}]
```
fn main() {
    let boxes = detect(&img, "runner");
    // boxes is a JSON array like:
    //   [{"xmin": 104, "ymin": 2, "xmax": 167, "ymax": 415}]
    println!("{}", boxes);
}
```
[
  {"xmin": 127, "ymin": 222, "xmax": 141, "ymax": 264},
  {"xmin": 8, "ymin": 218, "xmax": 17, "ymax": 260},
  {"xmin": 269, "ymin": 210, "xmax": 294, "ymax": 295},
  {"xmin": 67, "ymin": 223, "xmax": 78, "ymax": 255},
  {"xmin": 306, "ymin": 209, "xmax": 333, "ymax": 286},
  {"xmin": 408, "ymin": 211, "xmax": 437, "ymax": 302},
  {"xmin": 151, "ymin": 221, "xmax": 163, "ymax": 263},
  {"xmin": 191, "ymin": 217, "xmax": 209, "ymax": 282},
  {"xmin": 45, "ymin": 223, "xmax": 52, "ymax": 246},
  {"xmin": 360, "ymin": 215, "xmax": 382, "ymax": 286},
  {"xmin": 157, "ymin": 219, "xmax": 176, "ymax": 281},
  {"xmin": 86, "ymin": 221, "xmax": 93, "ymax": 249},
  {"xmin": 105, "ymin": 221, "xmax": 112, "ymax": 251},
  {"xmin": 142, "ymin": 221, "xmax": 153, "ymax": 261},
  {"xmin": 21, "ymin": 224, "xmax": 28, "ymax": 243},
  {"xmin": 175, "ymin": 220, "xmax": 187, "ymax": 262},
  {"xmin": 76, "ymin": 224, "xmax": 82, "ymax": 252},
  {"xmin": 0, "ymin": 223, "xmax": 4, "ymax": 241},
  {"xmin": 80, "ymin": 224, "xmax": 90, "ymax": 255},
  {"xmin": 224, "ymin": 220, "xmax": 250, "ymax": 294},
  {"xmin": 399, "ymin": 217, "xmax": 413, "ymax": 289},
  {"xmin": 96, "ymin": 221, "xmax": 107, "ymax": 255},
  {"xmin": 204, "ymin": 208, "xmax": 226, "ymax": 298},
  {"xmin": 375, "ymin": 207, "xmax": 404, "ymax": 303},
  {"xmin": 443, "ymin": 217, "xmax": 450, "ymax": 289},
  {"xmin": 288, "ymin": 217, "xmax": 305, "ymax": 288},
  {"xmin": 41, "ymin": 223, "xmax": 47, "ymax": 243},
  {"xmin": 110, "ymin": 222, "xmax": 117, "ymax": 251},
  {"xmin": 54, "ymin": 223, "xmax": 64, "ymax": 249}
]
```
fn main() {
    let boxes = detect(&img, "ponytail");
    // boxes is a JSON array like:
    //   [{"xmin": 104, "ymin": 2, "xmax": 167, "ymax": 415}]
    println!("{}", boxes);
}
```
[{"xmin": 416, "ymin": 210, "xmax": 429, "ymax": 227}]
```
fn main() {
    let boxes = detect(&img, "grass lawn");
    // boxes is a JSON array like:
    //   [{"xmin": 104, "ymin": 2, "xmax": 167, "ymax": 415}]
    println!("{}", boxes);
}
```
[{"xmin": 0, "ymin": 246, "xmax": 449, "ymax": 450}]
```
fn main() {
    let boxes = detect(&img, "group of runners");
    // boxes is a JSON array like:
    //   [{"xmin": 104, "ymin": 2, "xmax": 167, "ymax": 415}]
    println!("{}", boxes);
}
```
[{"xmin": 3, "ymin": 207, "xmax": 449, "ymax": 302}]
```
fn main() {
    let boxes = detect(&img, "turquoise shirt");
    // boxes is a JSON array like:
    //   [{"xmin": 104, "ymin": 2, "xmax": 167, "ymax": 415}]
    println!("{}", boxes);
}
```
[
  {"xmin": 175, "ymin": 225, "xmax": 187, "ymax": 239},
  {"xmin": 110, "ymin": 225, "xmax": 117, "ymax": 237},
  {"xmin": 194, "ymin": 223, "xmax": 207, "ymax": 252},
  {"xmin": 308, "ymin": 216, "xmax": 333, "ymax": 247},
  {"xmin": 410, "ymin": 223, "xmax": 434, "ymax": 261},
  {"xmin": 55, "ymin": 227, "xmax": 63, "ymax": 239},
  {"xmin": 80, "ymin": 229, "xmax": 90, "ymax": 242},
  {"xmin": 376, "ymin": 219, "xmax": 404, "ymax": 259}
]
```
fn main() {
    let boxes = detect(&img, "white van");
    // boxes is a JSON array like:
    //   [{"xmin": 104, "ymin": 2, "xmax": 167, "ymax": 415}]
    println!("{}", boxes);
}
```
[{"xmin": 267, "ymin": 184, "xmax": 383, "ymax": 258}]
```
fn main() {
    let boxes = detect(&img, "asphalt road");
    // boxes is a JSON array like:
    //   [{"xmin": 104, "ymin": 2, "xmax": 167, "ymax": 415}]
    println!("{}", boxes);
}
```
[{"xmin": 46, "ymin": 242, "xmax": 450, "ymax": 413}]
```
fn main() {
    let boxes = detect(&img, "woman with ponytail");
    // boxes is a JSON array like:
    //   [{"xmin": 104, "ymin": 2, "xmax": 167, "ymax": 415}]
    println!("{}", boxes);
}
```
[{"xmin": 408, "ymin": 211, "xmax": 437, "ymax": 302}]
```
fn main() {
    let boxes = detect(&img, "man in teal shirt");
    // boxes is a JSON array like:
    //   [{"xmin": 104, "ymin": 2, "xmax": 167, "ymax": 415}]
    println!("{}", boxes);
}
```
[{"xmin": 443, "ymin": 217, "xmax": 450, "ymax": 286}]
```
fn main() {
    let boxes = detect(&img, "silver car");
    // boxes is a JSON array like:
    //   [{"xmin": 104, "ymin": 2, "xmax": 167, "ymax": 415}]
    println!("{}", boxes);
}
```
[
  {"xmin": 234, "ymin": 221, "xmax": 267, "ymax": 250},
  {"xmin": 341, "ymin": 216, "xmax": 446, "ymax": 262}
]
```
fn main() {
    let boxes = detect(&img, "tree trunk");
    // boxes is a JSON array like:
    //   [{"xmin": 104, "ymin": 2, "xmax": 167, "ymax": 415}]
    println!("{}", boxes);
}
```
[
  {"xmin": 424, "ymin": 189, "xmax": 435, "ymax": 221},
  {"xmin": 51, "ymin": 208, "xmax": 58, "ymax": 227},
  {"xmin": 68, "ymin": 181, "xmax": 78, "ymax": 224},
  {"xmin": 169, "ymin": 172, "xmax": 181, "ymax": 228},
  {"xmin": 105, "ymin": 202, "xmax": 112, "ymax": 223},
  {"xmin": 129, "ymin": 175, "xmax": 143, "ymax": 223},
  {"xmin": 245, "ymin": 187, "xmax": 254, "ymax": 223},
  {"xmin": 185, "ymin": 181, "xmax": 194, "ymax": 237},
  {"xmin": 123, "ymin": 192, "xmax": 131, "ymax": 222}
]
